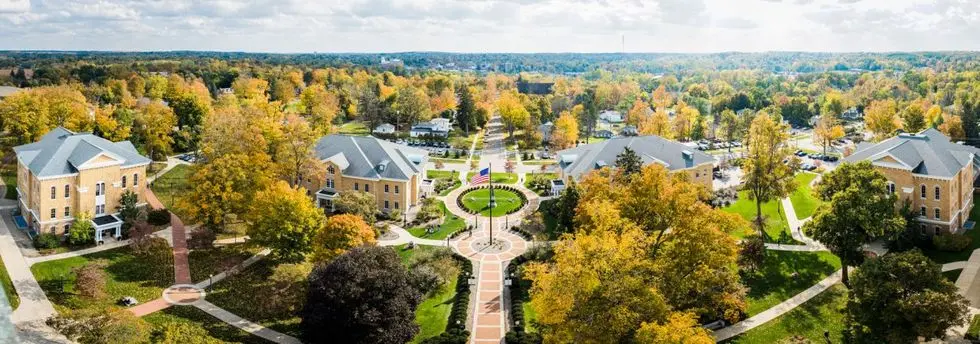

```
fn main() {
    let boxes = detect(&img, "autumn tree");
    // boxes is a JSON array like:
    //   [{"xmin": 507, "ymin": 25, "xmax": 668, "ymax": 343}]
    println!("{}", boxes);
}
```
[
  {"xmin": 183, "ymin": 154, "xmax": 273, "ymax": 232},
  {"xmin": 634, "ymin": 312, "xmax": 713, "ymax": 344},
  {"xmin": 334, "ymin": 191, "xmax": 379, "ymax": 224},
  {"xmin": 301, "ymin": 246, "xmax": 422, "ymax": 344},
  {"xmin": 821, "ymin": 90, "xmax": 846, "ymax": 118},
  {"xmin": 672, "ymin": 103, "xmax": 698, "ymax": 140},
  {"xmin": 848, "ymin": 250, "xmax": 968, "ymax": 343},
  {"xmin": 551, "ymin": 111, "xmax": 578, "ymax": 149},
  {"xmin": 313, "ymin": 214, "xmax": 377, "ymax": 262},
  {"xmin": 718, "ymin": 109, "xmax": 740, "ymax": 153},
  {"xmin": 939, "ymin": 113, "xmax": 965, "ymax": 139},
  {"xmin": 639, "ymin": 108, "xmax": 672, "ymax": 138},
  {"xmin": 626, "ymin": 100, "xmax": 651, "ymax": 127},
  {"xmin": 247, "ymin": 181, "xmax": 326, "ymax": 263},
  {"xmin": 299, "ymin": 84, "xmax": 340, "ymax": 135},
  {"xmin": 865, "ymin": 99, "xmax": 899, "ymax": 141},
  {"xmin": 73, "ymin": 260, "xmax": 108, "ymax": 299},
  {"xmin": 900, "ymin": 102, "xmax": 927, "ymax": 133},
  {"xmin": 804, "ymin": 161, "xmax": 905, "ymax": 286},
  {"xmin": 276, "ymin": 114, "xmax": 322, "ymax": 186},
  {"xmin": 497, "ymin": 91, "xmax": 530, "ymax": 139},
  {"xmin": 0, "ymin": 89, "xmax": 50, "ymax": 144},
  {"xmin": 651, "ymin": 85, "xmax": 672, "ymax": 111},
  {"xmin": 813, "ymin": 112, "xmax": 845, "ymax": 155},
  {"xmin": 742, "ymin": 113, "xmax": 796, "ymax": 236},
  {"xmin": 392, "ymin": 85, "xmax": 432, "ymax": 130},
  {"xmin": 93, "ymin": 105, "xmax": 133, "ymax": 142},
  {"xmin": 925, "ymin": 104, "xmax": 943, "ymax": 128},
  {"xmin": 232, "ymin": 76, "xmax": 269, "ymax": 102},
  {"xmin": 133, "ymin": 100, "xmax": 178, "ymax": 160}
]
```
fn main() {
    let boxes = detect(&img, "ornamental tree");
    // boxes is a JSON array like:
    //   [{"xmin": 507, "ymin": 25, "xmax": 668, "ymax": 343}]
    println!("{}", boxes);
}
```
[{"xmin": 247, "ymin": 180, "xmax": 326, "ymax": 263}]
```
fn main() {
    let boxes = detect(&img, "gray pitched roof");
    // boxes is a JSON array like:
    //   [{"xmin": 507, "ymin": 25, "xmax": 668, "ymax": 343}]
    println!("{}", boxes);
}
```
[
  {"xmin": 844, "ymin": 128, "xmax": 980, "ymax": 177},
  {"xmin": 314, "ymin": 135, "xmax": 428, "ymax": 181},
  {"xmin": 13, "ymin": 127, "xmax": 151, "ymax": 178},
  {"xmin": 557, "ymin": 135, "xmax": 716, "ymax": 180}
]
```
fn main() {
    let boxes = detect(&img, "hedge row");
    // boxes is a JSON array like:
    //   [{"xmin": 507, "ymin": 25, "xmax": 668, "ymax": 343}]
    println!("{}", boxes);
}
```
[
  {"xmin": 456, "ymin": 185, "xmax": 529, "ymax": 216},
  {"xmin": 422, "ymin": 253, "xmax": 474, "ymax": 344},
  {"xmin": 504, "ymin": 252, "xmax": 542, "ymax": 344},
  {"xmin": 510, "ymin": 225, "xmax": 533, "ymax": 241}
]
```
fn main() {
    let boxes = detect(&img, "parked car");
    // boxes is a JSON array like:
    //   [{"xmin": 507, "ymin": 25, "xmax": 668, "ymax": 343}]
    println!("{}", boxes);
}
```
[
  {"xmin": 795, "ymin": 150, "xmax": 806, "ymax": 157},
  {"xmin": 822, "ymin": 155, "xmax": 839, "ymax": 162}
]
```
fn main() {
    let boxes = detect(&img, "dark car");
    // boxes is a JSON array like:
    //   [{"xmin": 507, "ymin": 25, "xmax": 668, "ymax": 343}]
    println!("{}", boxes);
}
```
[
  {"xmin": 822, "ymin": 155, "xmax": 839, "ymax": 162},
  {"xmin": 795, "ymin": 150, "xmax": 806, "ymax": 157}
]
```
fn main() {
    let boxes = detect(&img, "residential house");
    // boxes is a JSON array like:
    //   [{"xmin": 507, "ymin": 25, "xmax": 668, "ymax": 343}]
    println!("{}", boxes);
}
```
[
  {"xmin": 842, "ymin": 107, "xmax": 862, "ymax": 121},
  {"xmin": 620, "ymin": 125, "xmax": 638, "ymax": 137},
  {"xmin": 516, "ymin": 76, "xmax": 554, "ymax": 95},
  {"xmin": 598, "ymin": 110, "xmax": 624, "ymax": 124},
  {"xmin": 539, "ymin": 121, "xmax": 555, "ymax": 143},
  {"xmin": 410, "ymin": 118, "xmax": 452, "ymax": 138},
  {"xmin": 844, "ymin": 128, "xmax": 979, "ymax": 235},
  {"xmin": 557, "ymin": 135, "xmax": 716, "ymax": 189},
  {"xmin": 13, "ymin": 127, "xmax": 151, "ymax": 242},
  {"xmin": 594, "ymin": 130, "xmax": 614, "ymax": 139},
  {"xmin": 303, "ymin": 135, "xmax": 429, "ymax": 214},
  {"xmin": 373, "ymin": 123, "xmax": 396, "ymax": 135}
]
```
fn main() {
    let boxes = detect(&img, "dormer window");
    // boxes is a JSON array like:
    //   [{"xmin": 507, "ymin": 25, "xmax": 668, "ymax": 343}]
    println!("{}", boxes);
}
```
[{"xmin": 327, "ymin": 166, "xmax": 336, "ymax": 175}]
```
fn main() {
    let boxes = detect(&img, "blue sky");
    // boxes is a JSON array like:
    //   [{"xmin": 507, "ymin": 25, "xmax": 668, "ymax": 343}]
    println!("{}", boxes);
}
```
[{"xmin": 0, "ymin": 0, "xmax": 978, "ymax": 53}]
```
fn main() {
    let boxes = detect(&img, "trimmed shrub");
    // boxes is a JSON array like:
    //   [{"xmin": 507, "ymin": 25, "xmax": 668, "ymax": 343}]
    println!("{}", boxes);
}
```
[
  {"xmin": 34, "ymin": 233, "xmax": 61, "ymax": 250},
  {"xmin": 147, "ymin": 209, "xmax": 171, "ymax": 226},
  {"xmin": 933, "ymin": 233, "xmax": 972, "ymax": 252}
]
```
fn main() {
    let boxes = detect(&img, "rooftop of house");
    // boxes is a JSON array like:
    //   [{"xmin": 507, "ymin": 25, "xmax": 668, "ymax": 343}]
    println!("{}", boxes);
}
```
[
  {"xmin": 845, "ymin": 128, "xmax": 980, "ymax": 178},
  {"xmin": 315, "ymin": 134, "xmax": 429, "ymax": 181},
  {"xmin": 13, "ymin": 127, "xmax": 151, "ymax": 178},
  {"xmin": 557, "ymin": 135, "xmax": 715, "ymax": 180}
]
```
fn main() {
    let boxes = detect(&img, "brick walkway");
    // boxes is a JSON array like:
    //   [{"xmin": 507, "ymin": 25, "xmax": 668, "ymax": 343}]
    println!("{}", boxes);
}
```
[
  {"xmin": 454, "ymin": 219, "xmax": 527, "ymax": 344},
  {"xmin": 145, "ymin": 189, "xmax": 191, "ymax": 285}
]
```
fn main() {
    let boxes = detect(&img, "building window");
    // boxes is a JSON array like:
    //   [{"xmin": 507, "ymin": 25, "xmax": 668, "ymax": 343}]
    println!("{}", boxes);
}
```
[
  {"xmin": 395, "ymin": 185, "xmax": 400, "ymax": 194},
  {"xmin": 365, "ymin": 184, "xmax": 370, "ymax": 192},
  {"xmin": 326, "ymin": 178, "xmax": 334, "ymax": 188},
  {"xmin": 134, "ymin": 174, "xmax": 138, "ymax": 187},
  {"xmin": 394, "ymin": 202, "xmax": 399, "ymax": 209},
  {"xmin": 64, "ymin": 185, "xmax": 70, "ymax": 198},
  {"xmin": 95, "ymin": 182, "xmax": 105, "ymax": 196},
  {"xmin": 935, "ymin": 186, "xmax": 941, "ymax": 200},
  {"xmin": 95, "ymin": 204, "xmax": 105, "ymax": 215},
  {"xmin": 50, "ymin": 226, "xmax": 56, "ymax": 234},
  {"xmin": 122, "ymin": 176, "xmax": 127, "ymax": 188},
  {"xmin": 63, "ymin": 224, "xmax": 70, "ymax": 233},
  {"xmin": 887, "ymin": 182, "xmax": 895, "ymax": 194},
  {"xmin": 64, "ymin": 207, "xmax": 70, "ymax": 217},
  {"xmin": 327, "ymin": 166, "xmax": 335, "ymax": 174},
  {"xmin": 50, "ymin": 208, "xmax": 55, "ymax": 219},
  {"xmin": 921, "ymin": 184, "xmax": 926, "ymax": 199},
  {"xmin": 384, "ymin": 200, "xmax": 389, "ymax": 209},
  {"xmin": 385, "ymin": 184, "xmax": 389, "ymax": 193},
  {"xmin": 935, "ymin": 208, "xmax": 941, "ymax": 220},
  {"xmin": 920, "ymin": 207, "xmax": 926, "ymax": 217},
  {"xmin": 354, "ymin": 183, "xmax": 359, "ymax": 191},
  {"xmin": 50, "ymin": 186, "xmax": 56, "ymax": 199}
]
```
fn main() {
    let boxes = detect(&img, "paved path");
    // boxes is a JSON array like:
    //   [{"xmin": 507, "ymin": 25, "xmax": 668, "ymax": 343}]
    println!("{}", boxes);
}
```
[
  {"xmin": 945, "ymin": 261, "xmax": 968, "ymax": 272},
  {"xmin": 454, "ymin": 220, "xmax": 528, "ymax": 344},
  {"xmin": 780, "ymin": 194, "xmax": 824, "ymax": 249},
  {"xmin": 195, "ymin": 248, "xmax": 270, "ymax": 290},
  {"xmin": 378, "ymin": 225, "xmax": 454, "ymax": 247},
  {"xmin": 146, "ymin": 189, "xmax": 191, "ymax": 284},
  {"xmin": 195, "ymin": 300, "xmax": 303, "ymax": 344},
  {"xmin": 0, "ymin": 212, "xmax": 56, "ymax": 324},
  {"xmin": 147, "ymin": 155, "xmax": 191, "ymax": 183},
  {"xmin": 956, "ymin": 248, "xmax": 980, "ymax": 307},
  {"xmin": 713, "ymin": 270, "xmax": 842, "ymax": 341}
]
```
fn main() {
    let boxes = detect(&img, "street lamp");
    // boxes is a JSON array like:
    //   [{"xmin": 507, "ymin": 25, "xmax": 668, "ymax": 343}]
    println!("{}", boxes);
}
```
[{"xmin": 208, "ymin": 274, "xmax": 213, "ymax": 292}]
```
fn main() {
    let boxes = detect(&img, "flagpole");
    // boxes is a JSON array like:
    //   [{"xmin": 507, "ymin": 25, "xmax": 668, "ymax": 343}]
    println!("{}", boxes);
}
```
[{"xmin": 489, "ymin": 163, "xmax": 493, "ymax": 244}]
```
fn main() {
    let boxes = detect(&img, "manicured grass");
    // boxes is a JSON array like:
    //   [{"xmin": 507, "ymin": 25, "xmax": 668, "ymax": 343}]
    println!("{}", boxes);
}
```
[
  {"xmin": 338, "ymin": 121, "xmax": 370, "ymax": 136},
  {"xmin": 741, "ymin": 251, "xmax": 841, "ymax": 316},
  {"xmin": 31, "ymin": 246, "xmax": 174, "ymax": 313},
  {"xmin": 143, "ymin": 305, "xmax": 268, "ymax": 344},
  {"xmin": 522, "ymin": 160, "xmax": 556, "ymax": 166},
  {"xmin": 0, "ymin": 256, "xmax": 19, "ymax": 310},
  {"xmin": 924, "ymin": 193, "xmax": 980, "ymax": 264},
  {"xmin": 206, "ymin": 259, "xmax": 302, "ymax": 338},
  {"xmin": 465, "ymin": 172, "xmax": 518, "ymax": 184},
  {"xmin": 431, "ymin": 158, "xmax": 468, "ymax": 164},
  {"xmin": 0, "ymin": 166, "xmax": 16, "ymax": 200},
  {"xmin": 967, "ymin": 314, "xmax": 980, "ymax": 340},
  {"xmin": 412, "ymin": 276, "xmax": 458, "ymax": 343},
  {"xmin": 522, "ymin": 300, "xmax": 538, "ymax": 333},
  {"xmin": 789, "ymin": 172, "xmax": 822, "ymax": 220},
  {"xmin": 408, "ymin": 202, "xmax": 466, "ymax": 240},
  {"xmin": 461, "ymin": 188, "xmax": 524, "ymax": 217},
  {"xmin": 427, "ymin": 170, "xmax": 456, "ymax": 179},
  {"xmin": 722, "ymin": 190, "xmax": 795, "ymax": 243},
  {"xmin": 944, "ymin": 269, "xmax": 963, "ymax": 282},
  {"xmin": 524, "ymin": 173, "xmax": 558, "ymax": 194},
  {"xmin": 147, "ymin": 162, "xmax": 168, "ymax": 176},
  {"xmin": 150, "ymin": 164, "xmax": 194, "ymax": 219},
  {"xmin": 394, "ymin": 244, "xmax": 446, "ymax": 265},
  {"xmin": 188, "ymin": 244, "xmax": 262, "ymax": 283},
  {"xmin": 725, "ymin": 285, "xmax": 848, "ymax": 344}
]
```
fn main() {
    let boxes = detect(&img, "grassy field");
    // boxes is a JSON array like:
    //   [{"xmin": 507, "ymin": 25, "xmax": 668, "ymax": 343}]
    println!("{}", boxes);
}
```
[
  {"xmin": 393, "ymin": 245, "xmax": 459, "ymax": 343},
  {"xmin": 408, "ymin": 201, "xmax": 466, "ymax": 240},
  {"xmin": 1, "ymin": 165, "xmax": 16, "ymax": 199},
  {"xmin": 524, "ymin": 172, "xmax": 559, "ymax": 196},
  {"xmin": 742, "ymin": 251, "xmax": 841, "ymax": 316},
  {"xmin": 188, "ymin": 245, "xmax": 262, "ymax": 283},
  {"xmin": 427, "ymin": 170, "xmax": 456, "ymax": 179},
  {"xmin": 522, "ymin": 160, "xmax": 556, "ymax": 166},
  {"xmin": 338, "ymin": 121, "xmax": 370, "ymax": 136},
  {"xmin": 725, "ymin": 285, "xmax": 848, "ymax": 344},
  {"xmin": 465, "ymin": 172, "xmax": 518, "ymax": 184},
  {"xmin": 206, "ymin": 259, "xmax": 302, "ymax": 338},
  {"xmin": 924, "ymin": 194, "xmax": 980, "ymax": 264},
  {"xmin": 789, "ymin": 172, "xmax": 822, "ymax": 219},
  {"xmin": 461, "ymin": 188, "xmax": 524, "ymax": 217},
  {"xmin": 722, "ymin": 190, "xmax": 795, "ymax": 243},
  {"xmin": 431, "ymin": 158, "xmax": 468, "ymax": 164},
  {"xmin": 143, "ymin": 305, "xmax": 268, "ymax": 343},
  {"xmin": 0, "ymin": 256, "xmax": 19, "ymax": 310},
  {"xmin": 150, "ymin": 164, "xmax": 194, "ymax": 219},
  {"xmin": 31, "ymin": 246, "xmax": 174, "ymax": 313}
]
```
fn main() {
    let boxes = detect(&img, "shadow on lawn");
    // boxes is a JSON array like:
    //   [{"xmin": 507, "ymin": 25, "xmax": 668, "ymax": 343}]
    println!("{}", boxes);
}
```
[{"xmin": 741, "ymin": 251, "xmax": 836, "ymax": 301}]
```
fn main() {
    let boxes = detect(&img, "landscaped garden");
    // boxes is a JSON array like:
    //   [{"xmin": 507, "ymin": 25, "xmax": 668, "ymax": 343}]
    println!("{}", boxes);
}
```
[
  {"xmin": 465, "ymin": 171, "xmax": 518, "ymax": 184},
  {"xmin": 524, "ymin": 172, "xmax": 558, "ymax": 196},
  {"xmin": 188, "ymin": 244, "xmax": 263, "ymax": 283},
  {"xmin": 427, "ymin": 170, "xmax": 462, "ymax": 196},
  {"xmin": 337, "ymin": 121, "xmax": 370, "ymax": 136},
  {"xmin": 789, "ymin": 172, "xmax": 822, "ymax": 219},
  {"xmin": 150, "ymin": 164, "xmax": 194, "ymax": 219},
  {"xmin": 722, "ymin": 190, "xmax": 795, "ymax": 243},
  {"xmin": 408, "ymin": 201, "xmax": 466, "ymax": 240},
  {"xmin": 460, "ymin": 187, "xmax": 526, "ymax": 217},
  {"xmin": 741, "ymin": 250, "xmax": 840, "ymax": 316},
  {"xmin": 725, "ymin": 285, "xmax": 848, "ymax": 344},
  {"xmin": 142, "ymin": 305, "xmax": 268, "ymax": 343}
]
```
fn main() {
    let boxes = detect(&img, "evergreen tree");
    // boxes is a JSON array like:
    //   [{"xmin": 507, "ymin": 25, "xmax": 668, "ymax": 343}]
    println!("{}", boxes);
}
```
[
  {"xmin": 615, "ymin": 147, "xmax": 642, "ymax": 176},
  {"xmin": 455, "ymin": 85, "xmax": 477, "ymax": 134}
]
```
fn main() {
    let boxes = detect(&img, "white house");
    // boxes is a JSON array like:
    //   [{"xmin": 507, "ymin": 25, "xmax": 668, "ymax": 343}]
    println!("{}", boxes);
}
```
[
  {"xmin": 410, "ymin": 118, "xmax": 452, "ymax": 138},
  {"xmin": 599, "ymin": 110, "xmax": 624, "ymax": 123},
  {"xmin": 373, "ymin": 123, "xmax": 396, "ymax": 135}
]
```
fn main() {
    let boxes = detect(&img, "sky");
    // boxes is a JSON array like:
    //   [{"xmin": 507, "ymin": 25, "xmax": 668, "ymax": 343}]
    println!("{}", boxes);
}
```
[{"xmin": 0, "ymin": 0, "xmax": 978, "ymax": 53}]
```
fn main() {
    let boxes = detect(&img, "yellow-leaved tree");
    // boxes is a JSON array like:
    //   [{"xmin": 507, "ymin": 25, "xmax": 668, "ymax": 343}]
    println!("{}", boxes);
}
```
[
  {"xmin": 312, "ymin": 214, "xmax": 377, "ymax": 262},
  {"xmin": 639, "ymin": 108, "xmax": 672, "ymax": 138},
  {"xmin": 247, "ymin": 181, "xmax": 326, "ymax": 263},
  {"xmin": 627, "ymin": 100, "xmax": 651, "ymax": 127},
  {"xmin": 551, "ymin": 111, "xmax": 579, "ymax": 149},
  {"xmin": 864, "ymin": 99, "xmax": 899, "ymax": 141},
  {"xmin": 813, "ymin": 112, "xmax": 845, "ymax": 155},
  {"xmin": 940, "ymin": 113, "xmax": 965, "ymax": 140}
]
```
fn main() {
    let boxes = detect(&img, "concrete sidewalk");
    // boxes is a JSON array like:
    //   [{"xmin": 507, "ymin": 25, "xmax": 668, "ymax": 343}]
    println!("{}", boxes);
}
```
[{"xmin": 195, "ymin": 300, "xmax": 302, "ymax": 344}]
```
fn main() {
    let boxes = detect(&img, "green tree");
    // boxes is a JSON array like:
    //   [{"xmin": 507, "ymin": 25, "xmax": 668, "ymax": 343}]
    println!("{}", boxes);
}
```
[
  {"xmin": 117, "ymin": 190, "xmax": 141, "ymax": 225},
  {"xmin": 246, "ymin": 181, "xmax": 326, "ymax": 263},
  {"xmin": 742, "ymin": 113, "xmax": 796, "ymax": 237},
  {"xmin": 900, "ymin": 102, "xmax": 926, "ymax": 133},
  {"xmin": 133, "ymin": 101, "xmax": 177, "ymax": 160},
  {"xmin": 455, "ymin": 85, "xmax": 477, "ymax": 134},
  {"xmin": 155, "ymin": 322, "xmax": 224, "ymax": 344},
  {"xmin": 550, "ymin": 182, "xmax": 579, "ymax": 233},
  {"xmin": 615, "ymin": 147, "xmax": 642, "ymax": 177},
  {"xmin": 334, "ymin": 191, "xmax": 379, "ymax": 224},
  {"xmin": 848, "ymin": 250, "xmax": 968, "ymax": 343},
  {"xmin": 718, "ymin": 109, "xmax": 740, "ymax": 153},
  {"xmin": 804, "ymin": 161, "xmax": 905, "ymax": 286},
  {"xmin": 68, "ymin": 212, "xmax": 94, "ymax": 246}
]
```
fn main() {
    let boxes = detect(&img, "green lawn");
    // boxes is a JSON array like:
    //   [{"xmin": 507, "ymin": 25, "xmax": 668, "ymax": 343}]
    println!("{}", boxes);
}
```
[
  {"xmin": 789, "ymin": 173, "xmax": 822, "ymax": 220},
  {"xmin": 431, "ymin": 158, "xmax": 468, "ymax": 164},
  {"xmin": 150, "ymin": 164, "xmax": 194, "ymax": 219},
  {"xmin": 524, "ymin": 173, "xmax": 559, "ymax": 196},
  {"xmin": 188, "ymin": 245, "xmax": 261, "ymax": 283},
  {"xmin": 206, "ymin": 259, "xmax": 302, "ymax": 338},
  {"xmin": 522, "ymin": 300, "xmax": 538, "ymax": 333},
  {"xmin": 408, "ymin": 201, "xmax": 466, "ymax": 240},
  {"xmin": 338, "ymin": 121, "xmax": 370, "ymax": 136},
  {"xmin": 427, "ymin": 170, "xmax": 456, "ymax": 179},
  {"xmin": 143, "ymin": 305, "xmax": 268, "ymax": 344},
  {"xmin": 742, "ymin": 251, "xmax": 841, "ymax": 316},
  {"xmin": 725, "ymin": 285, "xmax": 848, "ymax": 344},
  {"xmin": 722, "ymin": 190, "xmax": 795, "ymax": 243},
  {"xmin": 412, "ymin": 276, "xmax": 457, "ymax": 343},
  {"xmin": 1, "ymin": 166, "xmax": 16, "ymax": 200},
  {"xmin": 944, "ymin": 269, "xmax": 963, "ymax": 282},
  {"xmin": 465, "ymin": 172, "xmax": 518, "ymax": 184},
  {"xmin": 924, "ymin": 194, "xmax": 980, "ymax": 264},
  {"xmin": 0, "ymin": 256, "xmax": 19, "ymax": 310},
  {"xmin": 147, "ymin": 162, "xmax": 168, "ymax": 176},
  {"xmin": 461, "ymin": 188, "xmax": 524, "ymax": 217},
  {"xmin": 31, "ymin": 246, "xmax": 174, "ymax": 313},
  {"xmin": 394, "ymin": 244, "xmax": 446, "ymax": 264},
  {"xmin": 522, "ymin": 160, "xmax": 556, "ymax": 166}
]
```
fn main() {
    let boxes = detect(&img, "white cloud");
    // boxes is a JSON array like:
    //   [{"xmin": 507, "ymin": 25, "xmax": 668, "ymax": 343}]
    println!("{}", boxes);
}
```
[{"xmin": 0, "ymin": 0, "xmax": 977, "ymax": 52}]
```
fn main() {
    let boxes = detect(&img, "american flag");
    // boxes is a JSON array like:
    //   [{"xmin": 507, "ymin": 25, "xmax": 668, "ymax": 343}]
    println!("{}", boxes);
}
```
[{"xmin": 470, "ymin": 167, "xmax": 490, "ymax": 185}]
